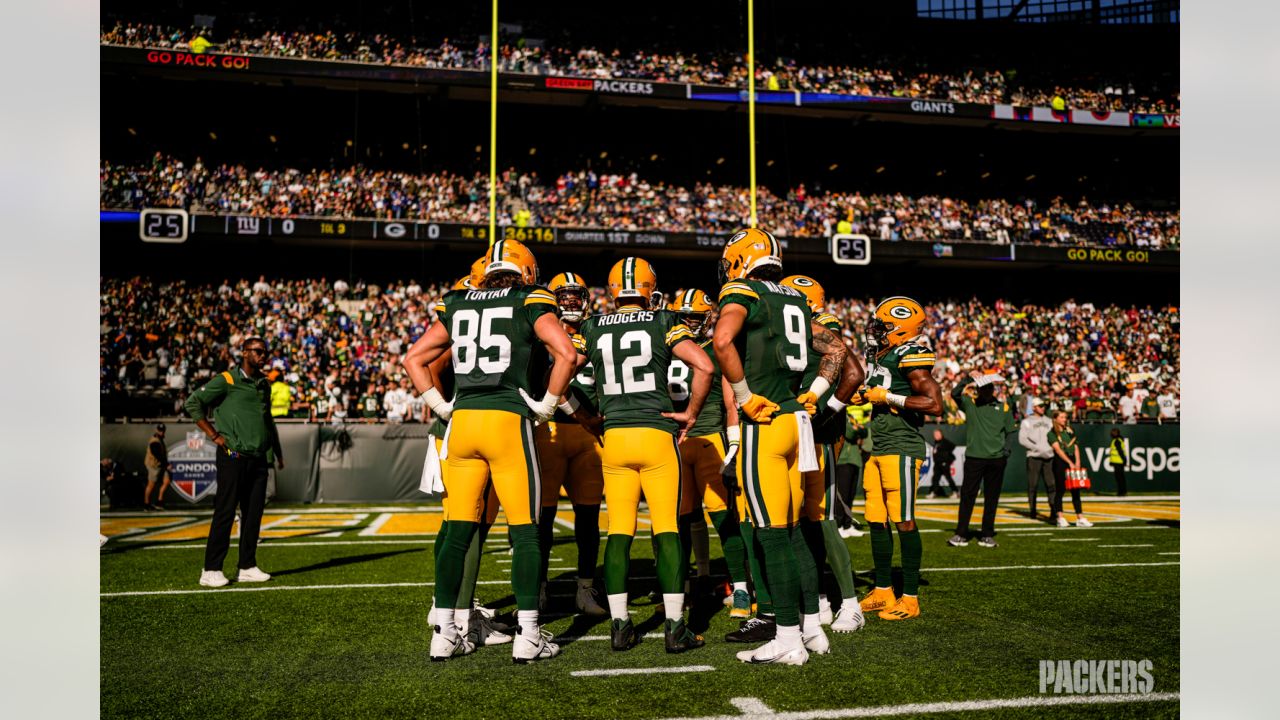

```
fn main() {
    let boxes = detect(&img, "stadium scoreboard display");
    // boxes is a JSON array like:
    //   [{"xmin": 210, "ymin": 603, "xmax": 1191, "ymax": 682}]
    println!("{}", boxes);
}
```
[
  {"xmin": 138, "ymin": 208, "xmax": 189, "ymax": 243},
  {"xmin": 830, "ymin": 234, "xmax": 871, "ymax": 266}
]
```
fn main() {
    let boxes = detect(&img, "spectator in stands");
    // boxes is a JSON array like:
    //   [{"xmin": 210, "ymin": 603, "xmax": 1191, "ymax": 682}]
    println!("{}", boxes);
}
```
[
  {"xmin": 1048, "ymin": 410, "xmax": 1091, "ymax": 528},
  {"xmin": 1119, "ymin": 387, "xmax": 1141, "ymax": 424},
  {"xmin": 1018, "ymin": 398, "xmax": 1057, "ymax": 522},
  {"xmin": 142, "ymin": 423, "xmax": 172, "ymax": 511},
  {"xmin": 1156, "ymin": 384, "xmax": 1178, "ymax": 422},
  {"xmin": 357, "ymin": 382, "xmax": 381, "ymax": 422},
  {"xmin": 1139, "ymin": 392, "xmax": 1161, "ymax": 424},
  {"xmin": 384, "ymin": 377, "xmax": 410, "ymax": 423}
]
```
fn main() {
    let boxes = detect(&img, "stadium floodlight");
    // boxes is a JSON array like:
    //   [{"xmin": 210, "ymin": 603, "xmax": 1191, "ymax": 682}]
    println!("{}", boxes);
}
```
[
  {"xmin": 830, "ymin": 233, "xmax": 870, "ymax": 265},
  {"xmin": 139, "ymin": 208, "xmax": 189, "ymax": 244}
]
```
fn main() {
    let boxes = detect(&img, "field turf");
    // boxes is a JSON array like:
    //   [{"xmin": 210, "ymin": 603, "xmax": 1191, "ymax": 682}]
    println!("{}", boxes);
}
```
[{"xmin": 100, "ymin": 499, "xmax": 1179, "ymax": 719}]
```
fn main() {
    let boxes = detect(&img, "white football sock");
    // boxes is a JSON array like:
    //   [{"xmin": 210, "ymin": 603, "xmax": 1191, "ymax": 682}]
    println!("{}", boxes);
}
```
[
  {"xmin": 517, "ymin": 609, "xmax": 539, "ymax": 639},
  {"xmin": 435, "ymin": 613, "xmax": 458, "ymax": 639},
  {"xmin": 733, "ymin": 581, "xmax": 748, "ymax": 594},
  {"xmin": 663, "ymin": 593, "xmax": 685, "ymax": 620},
  {"xmin": 840, "ymin": 596, "xmax": 860, "ymax": 610},
  {"xmin": 818, "ymin": 594, "xmax": 831, "ymax": 612},
  {"xmin": 802, "ymin": 613, "xmax": 821, "ymax": 634},
  {"xmin": 428, "ymin": 602, "xmax": 439, "ymax": 627},
  {"xmin": 607, "ymin": 593, "xmax": 629, "ymax": 621},
  {"xmin": 776, "ymin": 623, "xmax": 803, "ymax": 649}
]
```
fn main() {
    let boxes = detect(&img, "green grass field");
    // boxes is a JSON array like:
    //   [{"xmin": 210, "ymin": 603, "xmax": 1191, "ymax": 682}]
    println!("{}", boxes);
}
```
[{"xmin": 100, "ymin": 500, "xmax": 1179, "ymax": 719}]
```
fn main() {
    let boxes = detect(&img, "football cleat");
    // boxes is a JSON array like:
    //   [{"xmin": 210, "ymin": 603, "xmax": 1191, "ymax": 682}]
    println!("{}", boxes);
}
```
[
  {"xmin": 736, "ymin": 639, "xmax": 809, "ymax": 666},
  {"xmin": 607, "ymin": 257, "xmax": 659, "ymax": 303},
  {"xmin": 237, "ymin": 566, "xmax": 271, "ymax": 582},
  {"xmin": 728, "ymin": 589, "xmax": 752, "ymax": 619},
  {"xmin": 947, "ymin": 534, "xmax": 969, "ymax": 547},
  {"xmin": 802, "ymin": 626, "xmax": 831, "ymax": 655},
  {"xmin": 430, "ymin": 630, "xmax": 477, "ymax": 662},
  {"xmin": 198, "ymin": 570, "xmax": 229, "ymax": 588},
  {"xmin": 859, "ymin": 587, "xmax": 897, "ymax": 613},
  {"xmin": 472, "ymin": 599, "xmax": 496, "ymax": 619},
  {"xmin": 664, "ymin": 618, "xmax": 705, "ymax": 654},
  {"xmin": 818, "ymin": 595, "xmax": 834, "ymax": 625},
  {"xmin": 610, "ymin": 618, "xmax": 639, "ymax": 652},
  {"xmin": 725, "ymin": 615, "xmax": 777, "ymax": 643},
  {"xmin": 838, "ymin": 525, "xmax": 865, "ymax": 539},
  {"xmin": 512, "ymin": 629, "xmax": 560, "ymax": 664},
  {"xmin": 1075, "ymin": 516, "xmax": 1094, "ymax": 528},
  {"xmin": 575, "ymin": 584, "xmax": 609, "ymax": 617},
  {"xmin": 831, "ymin": 603, "xmax": 866, "ymax": 633},
  {"xmin": 468, "ymin": 610, "xmax": 514, "ymax": 646},
  {"xmin": 718, "ymin": 228, "xmax": 783, "ymax": 284},
  {"xmin": 878, "ymin": 595, "xmax": 921, "ymax": 621},
  {"xmin": 977, "ymin": 537, "xmax": 998, "ymax": 548}
]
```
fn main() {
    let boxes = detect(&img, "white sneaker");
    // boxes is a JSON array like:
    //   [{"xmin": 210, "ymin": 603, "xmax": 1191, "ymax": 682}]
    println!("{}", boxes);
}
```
[
  {"xmin": 817, "ymin": 596, "xmax": 833, "ymax": 625},
  {"xmin": 99, "ymin": 534, "xmax": 108, "ymax": 547},
  {"xmin": 468, "ymin": 611, "xmax": 514, "ymax": 646},
  {"xmin": 802, "ymin": 626, "xmax": 831, "ymax": 655},
  {"xmin": 430, "ymin": 631, "xmax": 476, "ymax": 661},
  {"xmin": 1075, "ymin": 517, "xmax": 1094, "ymax": 528},
  {"xmin": 576, "ymin": 583, "xmax": 608, "ymax": 617},
  {"xmin": 736, "ymin": 639, "xmax": 809, "ymax": 665},
  {"xmin": 1056, "ymin": 516, "xmax": 1070, "ymax": 528},
  {"xmin": 237, "ymin": 566, "xmax": 271, "ymax": 582},
  {"xmin": 831, "ymin": 603, "xmax": 866, "ymax": 633},
  {"xmin": 838, "ymin": 525, "xmax": 864, "ymax": 539},
  {"xmin": 199, "ymin": 570, "xmax": 229, "ymax": 588},
  {"xmin": 512, "ymin": 629, "xmax": 560, "ymax": 664},
  {"xmin": 472, "ymin": 599, "xmax": 496, "ymax": 619}
]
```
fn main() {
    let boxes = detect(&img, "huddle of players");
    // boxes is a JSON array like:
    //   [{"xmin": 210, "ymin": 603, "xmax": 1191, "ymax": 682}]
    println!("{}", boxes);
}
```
[{"xmin": 402, "ymin": 227, "xmax": 942, "ymax": 666}]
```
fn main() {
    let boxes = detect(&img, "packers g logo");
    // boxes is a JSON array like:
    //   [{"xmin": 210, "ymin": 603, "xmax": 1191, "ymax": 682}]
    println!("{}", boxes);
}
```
[
  {"xmin": 889, "ymin": 305, "xmax": 914, "ymax": 320},
  {"xmin": 728, "ymin": 231, "xmax": 748, "ymax": 245},
  {"xmin": 790, "ymin": 276, "xmax": 815, "ymax": 287}
]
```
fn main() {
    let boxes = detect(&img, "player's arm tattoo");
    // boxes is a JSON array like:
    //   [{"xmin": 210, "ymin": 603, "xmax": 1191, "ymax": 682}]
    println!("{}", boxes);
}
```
[{"xmin": 811, "ymin": 324, "xmax": 847, "ymax": 386}]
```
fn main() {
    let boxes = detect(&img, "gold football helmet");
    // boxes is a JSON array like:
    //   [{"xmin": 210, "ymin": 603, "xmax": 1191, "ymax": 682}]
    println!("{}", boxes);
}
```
[
  {"xmin": 668, "ymin": 288, "xmax": 714, "ymax": 334},
  {"xmin": 548, "ymin": 271, "xmax": 589, "ymax": 322},
  {"xmin": 607, "ymin": 257, "xmax": 658, "ymax": 303},
  {"xmin": 869, "ymin": 296, "xmax": 927, "ymax": 351},
  {"xmin": 781, "ymin": 274, "xmax": 825, "ymax": 314},
  {"xmin": 718, "ymin": 227, "xmax": 782, "ymax": 283},
  {"xmin": 452, "ymin": 275, "xmax": 473, "ymax": 291},
  {"xmin": 482, "ymin": 239, "xmax": 538, "ymax": 286},
  {"xmin": 469, "ymin": 256, "xmax": 488, "ymax": 287}
]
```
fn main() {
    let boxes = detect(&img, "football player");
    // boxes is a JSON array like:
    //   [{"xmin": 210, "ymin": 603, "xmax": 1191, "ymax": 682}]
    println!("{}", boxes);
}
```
[
  {"xmin": 781, "ymin": 274, "xmax": 865, "ymax": 634},
  {"xmin": 423, "ymin": 272, "xmax": 512, "ymax": 651},
  {"xmin": 533, "ymin": 271, "xmax": 608, "ymax": 617},
  {"xmin": 665, "ymin": 289, "xmax": 752, "ymax": 618},
  {"xmin": 856, "ymin": 297, "xmax": 943, "ymax": 622},
  {"xmin": 576, "ymin": 257, "xmax": 712, "ymax": 654},
  {"xmin": 713, "ymin": 228, "xmax": 863, "ymax": 665},
  {"xmin": 403, "ymin": 239, "xmax": 577, "ymax": 663}
]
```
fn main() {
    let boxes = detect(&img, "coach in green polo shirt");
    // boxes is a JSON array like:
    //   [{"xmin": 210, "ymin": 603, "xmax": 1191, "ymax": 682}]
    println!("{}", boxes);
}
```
[
  {"xmin": 948, "ymin": 371, "xmax": 1019, "ymax": 548},
  {"xmin": 185, "ymin": 337, "xmax": 284, "ymax": 589}
]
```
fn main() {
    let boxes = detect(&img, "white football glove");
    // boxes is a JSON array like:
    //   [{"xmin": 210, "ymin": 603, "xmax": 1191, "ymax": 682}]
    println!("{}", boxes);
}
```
[
  {"xmin": 721, "ymin": 425, "xmax": 741, "ymax": 471},
  {"xmin": 518, "ymin": 388, "xmax": 559, "ymax": 424}
]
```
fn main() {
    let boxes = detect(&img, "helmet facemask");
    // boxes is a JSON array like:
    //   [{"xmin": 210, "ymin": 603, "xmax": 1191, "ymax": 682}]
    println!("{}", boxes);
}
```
[{"xmin": 556, "ymin": 288, "xmax": 588, "ymax": 323}]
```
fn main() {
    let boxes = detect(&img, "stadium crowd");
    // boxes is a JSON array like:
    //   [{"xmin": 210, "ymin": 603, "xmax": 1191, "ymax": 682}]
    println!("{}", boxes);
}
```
[
  {"xmin": 100, "ymin": 21, "xmax": 1178, "ymax": 114},
  {"xmin": 100, "ymin": 155, "xmax": 1180, "ymax": 249},
  {"xmin": 100, "ymin": 276, "xmax": 1179, "ymax": 424}
]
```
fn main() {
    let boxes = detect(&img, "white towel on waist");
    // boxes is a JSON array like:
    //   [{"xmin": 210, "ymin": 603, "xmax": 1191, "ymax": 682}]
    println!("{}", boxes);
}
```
[
  {"xmin": 796, "ymin": 411, "xmax": 819, "ymax": 472},
  {"xmin": 419, "ymin": 437, "xmax": 444, "ymax": 496}
]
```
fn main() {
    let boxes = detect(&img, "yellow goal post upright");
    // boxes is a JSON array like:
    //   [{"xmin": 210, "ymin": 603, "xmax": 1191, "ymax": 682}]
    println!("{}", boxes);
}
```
[{"xmin": 488, "ymin": 0, "xmax": 499, "ymax": 247}]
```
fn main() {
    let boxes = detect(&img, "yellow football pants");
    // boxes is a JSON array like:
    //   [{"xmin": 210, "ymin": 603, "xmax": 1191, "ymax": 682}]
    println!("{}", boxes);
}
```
[
  {"xmin": 679, "ymin": 432, "xmax": 732, "ymax": 515},
  {"xmin": 802, "ymin": 444, "xmax": 838, "ymax": 522},
  {"xmin": 436, "ymin": 436, "xmax": 499, "ymax": 525},
  {"xmin": 444, "ymin": 409, "xmax": 540, "ymax": 526},
  {"xmin": 534, "ymin": 421, "xmax": 605, "ymax": 507},
  {"xmin": 601, "ymin": 427, "xmax": 681, "ymax": 536},
  {"xmin": 863, "ymin": 454, "xmax": 923, "ymax": 524},
  {"xmin": 737, "ymin": 414, "xmax": 803, "ymax": 529}
]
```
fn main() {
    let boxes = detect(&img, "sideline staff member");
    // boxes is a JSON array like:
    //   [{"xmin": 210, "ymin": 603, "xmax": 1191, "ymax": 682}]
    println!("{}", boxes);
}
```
[
  {"xmin": 185, "ymin": 337, "xmax": 284, "ymax": 588},
  {"xmin": 948, "ymin": 371, "xmax": 1018, "ymax": 548}
]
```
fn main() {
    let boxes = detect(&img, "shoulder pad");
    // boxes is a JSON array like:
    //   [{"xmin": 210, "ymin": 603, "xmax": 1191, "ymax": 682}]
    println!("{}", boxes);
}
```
[
  {"xmin": 814, "ymin": 312, "xmax": 841, "ymax": 330},
  {"xmin": 718, "ymin": 281, "xmax": 759, "ymax": 302},
  {"xmin": 524, "ymin": 287, "xmax": 556, "ymax": 306}
]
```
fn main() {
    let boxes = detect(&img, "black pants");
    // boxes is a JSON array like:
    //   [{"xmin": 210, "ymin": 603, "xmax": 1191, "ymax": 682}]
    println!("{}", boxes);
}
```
[
  {"xmin": 833, "ymin": 463, "xmax": 860, "ymax": 528},
  {"xmin": 204, "ymin": 449, "xmax": 269, "ymax": 572},
  {"xmin": 932, "ymin": 461, "xmax": 955, "ymax": 497},
  {"xmin": 1051, "ymin": 458, "xmax": 1083, "ymax": 517},
  {"xmin": 1111, "ymin": 462, "xmax": 1128, "ymax": 496},
  {"xmin": 1026, "ymin": 456, "xmax": 1056, "ymax": 518},
  {"xmin": 955, "ymin": 456, "xmax": 1006, "ymax": 538}
]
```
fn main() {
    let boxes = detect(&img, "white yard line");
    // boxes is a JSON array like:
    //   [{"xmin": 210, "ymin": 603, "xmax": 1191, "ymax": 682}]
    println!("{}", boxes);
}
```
[
  {"xmin": 554, "ymin": 517, "xmax": 577, "ymax": 532},
  {"xmin": 1001, "ymin": 526, "xmax": 1172, "ymax": 535},
  {"xmin": 571, "ymin": 665, "xmax": 715, "ymax": 678},
  {"xmin": 145, "ymin": 540, "xmax": 432, "ymax": 550},
  {"xmin": 1158, "ymin": 552, "xmax": 1180, "ymax": 555},
  {"xmin": 1049, "ymin": 538, "xmax": 1101, "ymax": 542},
  {"xmin": 655, "ymin": 692, "xmax": 1179, "ymax": 720},
  {"xmin": 358, "ymin": 513, "xmax": 394, "ymax": 536},
  {"xmin": 1097, "ymin": 544, "xmax": 1154, "ymax": 548},
  {"xmin": 102, "ymin": 561, "xmax": 1178, "ymax": 598}
]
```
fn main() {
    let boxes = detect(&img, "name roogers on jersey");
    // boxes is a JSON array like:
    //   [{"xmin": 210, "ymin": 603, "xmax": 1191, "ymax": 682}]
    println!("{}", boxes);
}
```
[{"xmin": 594, "ymin": 310, "xmax": 655, "ymax": 326}]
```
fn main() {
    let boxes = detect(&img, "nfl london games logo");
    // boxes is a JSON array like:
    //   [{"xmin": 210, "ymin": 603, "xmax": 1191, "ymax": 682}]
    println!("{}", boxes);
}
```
[{"xmin": 167, "ymin": 431, "xmax": 218, "ymax": 503}]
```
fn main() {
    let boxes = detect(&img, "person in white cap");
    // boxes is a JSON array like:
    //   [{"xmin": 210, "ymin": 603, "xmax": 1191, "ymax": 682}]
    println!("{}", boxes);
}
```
[
  {"xmin": 947, "ymin": 371, "xmax": 1018, "ymax": 548},
  {"xmin": 1018, "ymin": 397, "xmax": 1057, "ymax": 522}
]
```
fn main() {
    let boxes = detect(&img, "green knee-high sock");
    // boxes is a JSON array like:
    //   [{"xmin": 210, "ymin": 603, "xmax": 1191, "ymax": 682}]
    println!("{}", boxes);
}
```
[
  {"xmin": 571, "ymin": 503, "xmax": 600, "ymax": 579},
  {"xmin": 604, "ymin": 534, "xmax": 634, "ymax": 596},
  {"xmin": 434, "ymin": 520, "xmax": 477, "ymax": 611},
  {"xmin": 537, "ymin": 506, "xmax": 558, "ymax": 584},
  {"xmin": 741, "ymin": 520, "xmax": 773, "ymax": 614},
  {"xmin": 653, "ymin": 531, "xmax": 684, "ymax": 594},
  {"xmin": 458, "ymin": 522, "xmax": 491, "ymax": 608},
  {"xmin": 508, "ymin": 523, "xmax": 541, "ymax": 610},
  {"xmin": 434, "ymin": 519, "xmax": 451, "ymax": 566},
  {"xmin": 900, "ymin": 527, "xmax": 923, "ymax": 596},
  {"xmin": 709, "ymin": 510, "xmax": 748, "ymax": 585},
  {"xmin": 678, "ymin": 512, "xmax": 696, "ymax": 579},
  {"xmin": 792, "ymin": 522, "xmax": 821, "ymax": 616},
  {"xmin": 870, "ymin": 522, "xmax": 895, "ymax": 589},
  {"xmin": 756, "ymin": 527, "xmax": 800, "ymax": 626},
  {"xmin": 820, "ymin": 519, "xmax": 856, "ymax": 602}
]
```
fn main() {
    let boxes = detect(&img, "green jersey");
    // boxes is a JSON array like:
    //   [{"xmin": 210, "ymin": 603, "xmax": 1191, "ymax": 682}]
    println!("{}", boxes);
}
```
[
  {"xmin": 865, "ymin": 341, "xmax": 936, "ymax": 458},
  {"xmin": 579, "ymin": 307, "xmax": 695, "ymax": 433},
  {"xmin": 358, "ymin": 393, "xmax": 380, "ymax": 418},
  {"xmin": 552, "ymin": 332, "xmax": 600, "ymax": 424},
  {"xmin": 436, "ymin": 284, "xmax": 558, "ymax": 419},
  {"xmin": 1048, "ymin": 426, "xmax": 1078, "ymax": 457},
  {"xmin": 669, "ymin": 338, "xmax": 725, "ymax": 438},
  {"xmin": 718, "ymin": 279, "xmax": 813, "ymax": 416}
]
